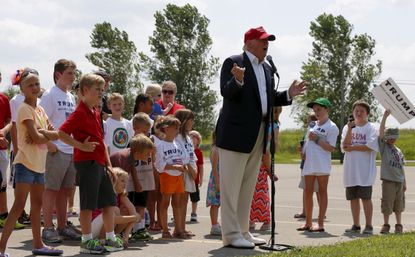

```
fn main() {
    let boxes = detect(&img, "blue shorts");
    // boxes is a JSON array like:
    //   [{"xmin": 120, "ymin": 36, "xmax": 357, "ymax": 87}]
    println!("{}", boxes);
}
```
[{"xmin": 14, "ymin": 163, "xmax": 45, "ymax": 185}]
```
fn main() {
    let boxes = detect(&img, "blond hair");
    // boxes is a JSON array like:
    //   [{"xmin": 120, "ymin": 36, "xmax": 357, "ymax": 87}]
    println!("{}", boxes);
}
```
[
  {"xmin": 132, "ymin": 112, "xmax": 152, "ymax": 130},
  {"xmin": 189, "ymin": 130, "xmax": 202, "ymax": 142},
  {"xmin": 154, "ymin": 115, "xmax": 181, "ymax": 133},
  {"xmin": 79, "ymin": 73, "xmax": 105, "ymax": 94},
  {"xmin": 145, "ymin": 84, "xmax": 162, "ymax": 97},
  {"xmin": 112, "ymin": 167, "xmax": 129, "ymax": 195},
  {"xmin": 107, "ymin": 92, "xmax": 124, "ymax": 104},
  {"xmin": 130, "ymin": 134, "xmax": 154, "ymax": 155}
]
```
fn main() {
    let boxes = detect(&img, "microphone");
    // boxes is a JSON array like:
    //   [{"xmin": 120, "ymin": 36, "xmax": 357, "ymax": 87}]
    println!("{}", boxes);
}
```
[{"xmin": 266, "ymin": 55, "xmax": 280, "ymax": 80}]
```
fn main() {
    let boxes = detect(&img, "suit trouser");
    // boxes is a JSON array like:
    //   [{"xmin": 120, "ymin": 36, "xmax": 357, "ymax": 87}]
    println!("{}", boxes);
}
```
[{"xmin": 218, "ymin": 122, "xmax": 265, "ymax": 245}]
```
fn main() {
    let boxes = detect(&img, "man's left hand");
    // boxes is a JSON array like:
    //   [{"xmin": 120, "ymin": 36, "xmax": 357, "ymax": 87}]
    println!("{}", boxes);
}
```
[{"xmin": 288, "ymin": 80, "xmax": 307, "ymax": 98}]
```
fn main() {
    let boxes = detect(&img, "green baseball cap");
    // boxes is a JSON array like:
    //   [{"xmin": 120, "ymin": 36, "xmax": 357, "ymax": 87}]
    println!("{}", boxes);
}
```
[{"xmin": 307, "ymin": 97, "xmax": 332, "ymax": 108}]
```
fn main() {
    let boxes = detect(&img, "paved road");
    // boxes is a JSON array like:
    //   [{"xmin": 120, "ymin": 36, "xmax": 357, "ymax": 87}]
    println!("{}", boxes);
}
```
[{"xmin": 4, "ymin": 162, "xmax": 415, "ymax": 256}]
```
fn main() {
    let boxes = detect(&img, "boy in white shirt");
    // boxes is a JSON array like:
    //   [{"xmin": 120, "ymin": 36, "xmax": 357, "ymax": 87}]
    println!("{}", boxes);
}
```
[
  {"xmin": 104, "ymin": 93, "xmax": 134, "ymax": 155},
  {"xmin": 40, "ymin": 59, "xmax": 80, "ymax": 243},
  {"xmin": 341, "ymin": 100, "xmax": 379, "ymax": 235}
]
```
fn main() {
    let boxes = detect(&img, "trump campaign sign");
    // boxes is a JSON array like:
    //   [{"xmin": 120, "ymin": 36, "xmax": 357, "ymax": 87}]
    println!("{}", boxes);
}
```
[{"xmin": 371, "ymin": 78, "xmax": 415, "ymax": 124}]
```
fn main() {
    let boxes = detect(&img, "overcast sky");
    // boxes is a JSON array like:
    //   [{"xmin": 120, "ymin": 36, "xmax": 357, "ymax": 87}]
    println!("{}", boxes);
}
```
[{"xmin": 1, "ymin": 0, "xmax": 415, "ymax": 129}]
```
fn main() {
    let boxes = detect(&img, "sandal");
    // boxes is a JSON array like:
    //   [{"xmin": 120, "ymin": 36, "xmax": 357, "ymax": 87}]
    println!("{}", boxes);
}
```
[
  {"xmin": 185, "ymin": 230, "xmax": 195, "ymax": 237},
  {"xmin": 149, "ymin": 224, "xmax": 162, "ymax": 231},
  {"xmin": 380, "ymin": 224, "xmax": 390, "ymax": 234},
  {"xmin": 174, "ymin": 232, "xmax": 191, "ymax": 239},
  {"xmin": 296, "ymin": 225, "xmax": 311, "ymax": 231},
  {"xmin": 309, "ymin": 226, "xmax": 325, "ymax": 232},
  {"xmin": 32, "ymin": 246, "xmax": 63, "ymax": 256},
  {"xmin": 294, "ymin": 213, "xmax": 306, "ymax": 219},
  {"xmin": 161, "ymin": 231, "xmax": 173, "ymax": 239}
]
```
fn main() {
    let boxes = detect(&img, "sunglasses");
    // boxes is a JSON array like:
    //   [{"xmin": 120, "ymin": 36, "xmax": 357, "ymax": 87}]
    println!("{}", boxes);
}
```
[{"xmin": 162, "ymin": 90, "xmax": 174, "ymax": 95}]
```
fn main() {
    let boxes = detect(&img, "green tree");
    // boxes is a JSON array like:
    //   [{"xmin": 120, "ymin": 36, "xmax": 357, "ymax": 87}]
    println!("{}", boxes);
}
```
[
  {"xmin": 2, "ymin": 86, "xmax": 19, "ymax": 100},
  {"xmin": 140, "ymin": 3, "xmax": 220, "ymax": 137},
  {"xmin": 86, "ymin": 22, "xmax": 142, "ymax": 118},
  {"xmin": 294, "ymin": 14, "xmax": 382, "ymax": 131}
]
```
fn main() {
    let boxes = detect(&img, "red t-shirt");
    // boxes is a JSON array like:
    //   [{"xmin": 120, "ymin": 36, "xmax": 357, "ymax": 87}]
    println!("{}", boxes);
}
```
[
  {"xmin": 59, "ymin": 101, "xmax": 106, "ymax": 166},
  {"xmin": 156, "ymin": 100, "xmax": 185, "ymax": 115},
  {"xmin": 194, "ymin": 147, "xmax": 204, "ymax": 185},
  {"xmin": 0, "ymin": 93, "xmax": 11, "ymax": 150}
]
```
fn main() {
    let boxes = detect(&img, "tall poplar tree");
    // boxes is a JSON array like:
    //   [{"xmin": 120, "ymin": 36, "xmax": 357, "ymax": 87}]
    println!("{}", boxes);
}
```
[{"xmin": 140, "ymin": 4, "xmax": 220, "ymax": 136}]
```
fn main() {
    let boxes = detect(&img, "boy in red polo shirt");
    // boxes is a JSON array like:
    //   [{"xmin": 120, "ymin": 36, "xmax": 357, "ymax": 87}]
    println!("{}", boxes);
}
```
[{"xmin": 59, "ymin": 73, "xmax": 123, "ymax": 254}]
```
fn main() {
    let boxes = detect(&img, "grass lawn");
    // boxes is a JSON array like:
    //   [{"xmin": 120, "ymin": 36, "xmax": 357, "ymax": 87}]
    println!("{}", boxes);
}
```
[
  {"xmin": 255, "ymin": 232, "xmax": 415, "ymax": 257},
  {"xmin": 200, "ymin": 128, "xmax": 415, "ymax": 164}
]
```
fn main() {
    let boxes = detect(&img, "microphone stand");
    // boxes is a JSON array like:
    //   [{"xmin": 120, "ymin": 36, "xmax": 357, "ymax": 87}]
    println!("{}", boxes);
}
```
[{"xmin": 259, "ymin": 61, "xmax": 294, "ymax": 252}]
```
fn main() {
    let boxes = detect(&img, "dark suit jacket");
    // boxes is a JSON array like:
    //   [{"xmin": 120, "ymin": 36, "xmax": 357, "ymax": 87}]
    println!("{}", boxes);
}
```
[{"xmin": 215, "ymin": 52, "xmax": 291, "ymax": 153}]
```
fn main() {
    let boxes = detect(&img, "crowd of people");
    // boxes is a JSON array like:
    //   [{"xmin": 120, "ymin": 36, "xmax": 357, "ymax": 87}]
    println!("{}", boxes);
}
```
[
  {"xmin": 0, "ymin": 25, "xmax": 407, "ymax": 256},
  {"xmin": 0, "ymin": 61, "xmax": 224, "ymax": 256}
]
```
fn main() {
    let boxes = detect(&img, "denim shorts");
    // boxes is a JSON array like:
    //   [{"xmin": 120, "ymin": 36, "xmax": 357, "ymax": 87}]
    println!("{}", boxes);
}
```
[{"xmin": 14, "ymin": 163, "xmax": 45, "ymax": 185}]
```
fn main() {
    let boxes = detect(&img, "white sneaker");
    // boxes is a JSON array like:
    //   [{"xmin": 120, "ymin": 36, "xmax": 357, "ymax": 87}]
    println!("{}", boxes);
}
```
[
  {"xmin": 243, "ymin": 232, "xmax": 266, "ymax": 246},
  {"xmin": 226, "ymin": 238, "xmax": 255, "ymax": 249}
]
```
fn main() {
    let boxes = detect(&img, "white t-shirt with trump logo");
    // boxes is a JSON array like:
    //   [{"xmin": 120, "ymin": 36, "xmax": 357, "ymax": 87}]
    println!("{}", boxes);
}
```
[
  {"xmin": 302, "ymin": 119, "xmax": 339, "ymax": 176},
  {"xmin": 155, "ymin": 139, "xmax": 185, "ymax": 176},
  {"xmin": 39, "ymin": 86, "xmax": 76, "ymax": 154},
  {"xmin": 341, "ymin": 122, "xmax": 379, "ymax": 187}
]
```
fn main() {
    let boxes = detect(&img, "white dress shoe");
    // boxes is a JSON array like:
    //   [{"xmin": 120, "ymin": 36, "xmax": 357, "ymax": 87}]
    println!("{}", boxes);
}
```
[
  {"xmin": 243, "ymin": 232, "xmax": 267, "ymax": 246},
  {"xmin": 226, "ymin": 238, "xmax": 255, "ymax": 249}
]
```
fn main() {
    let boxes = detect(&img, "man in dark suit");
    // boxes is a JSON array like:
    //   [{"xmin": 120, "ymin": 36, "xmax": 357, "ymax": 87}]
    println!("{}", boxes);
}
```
[{"xmin": 216, "ymin": 26, "xmax": 306, "ymax": 249}]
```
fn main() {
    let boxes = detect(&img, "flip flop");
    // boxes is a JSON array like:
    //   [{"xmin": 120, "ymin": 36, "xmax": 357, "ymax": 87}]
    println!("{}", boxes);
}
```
[
  {"xmin": 309, "ymin": 227, "xmax": 325, "ymax": 232},
  {"xmin": 296, "ymin": 225, "xmax": 311, "ymax": 231},
  {"xmin": 32, "ymin": 246, "xmax": 63, "ymax": 256}
]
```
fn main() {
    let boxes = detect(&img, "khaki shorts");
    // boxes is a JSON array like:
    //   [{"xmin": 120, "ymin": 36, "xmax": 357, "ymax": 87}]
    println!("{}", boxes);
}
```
[
  {"xmin": 45, "ymin": 151, "xmax": 76, "ymax": 191},
  {"xmin": 381, "ymin": 180, "xmax": 405, "ymax": 215}
]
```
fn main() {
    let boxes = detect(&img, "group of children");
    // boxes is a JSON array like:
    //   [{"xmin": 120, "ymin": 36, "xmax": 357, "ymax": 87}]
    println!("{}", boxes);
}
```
[
  {"xmin": 0, "ymin": 61, "xmax": 222, "ymax": 256},
  {"xmin": 294, "ymin": 98, "xmax": 406, "ymax": 235}
]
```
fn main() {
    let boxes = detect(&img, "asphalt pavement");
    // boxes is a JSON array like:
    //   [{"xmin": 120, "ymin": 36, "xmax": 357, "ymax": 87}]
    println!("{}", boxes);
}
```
[{"xmin": 4, "ymin": 161, "xmax": 415, "ymax": 256}]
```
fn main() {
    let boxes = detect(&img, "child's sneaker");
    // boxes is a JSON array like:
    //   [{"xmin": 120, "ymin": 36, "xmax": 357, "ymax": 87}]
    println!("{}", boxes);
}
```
[
  {"xmin": 130, "ymin": 229, "xmax": 153, "ymax": 241},
  {"xmin": 66, "ymin": 220, "xmax": 82, "ymax": 235},
  {"xmin": 0, "ymin": 213, "xmax": 26, "ymax": 230},
  {"xmin": 394, "ymin": 224, "xmax": 403, "ymax": 234},
  {"xmin": 58, "ymin": 226, "xmax": 82, "ymax": 241},
  {"xmin": 104, "ymin": 236, "xmax": 124, "ymax": 252},
  {"xmin": 380, "ymin": 224, "xmax": 390, "ymax": 234},
  {"xmin": 345, "ymin": 225, "xmax": 361, "ymax": 233},
  {"xmin": 42, "ymin": 227, "xmax": 63, "ymax": 243},
  {"xmin": 210, "ymin": 224, "xmax": 222, "ymax": 236},
  {"xmin": 80, "ymin": 239, "xmax": 105, "ymax": 254},
  {"xmin": 190, "ymin": 213, "xmax": 197, "ymax": 222},
  {"xmin": 362, "ymin": 225, "xmax": 373, "ymax": 235},
  {"xmin": 17, "ymin": 210, "xmax": 30, "ymax": 225},
  {"xmin": 67, "ymin": 207, "xmax": 77, "ymax": 217}
]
